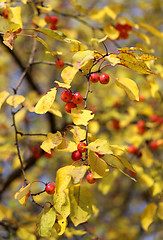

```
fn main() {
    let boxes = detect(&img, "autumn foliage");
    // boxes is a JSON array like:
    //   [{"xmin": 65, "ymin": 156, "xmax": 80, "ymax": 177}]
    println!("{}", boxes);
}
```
[{"xmin": 0, "ymin": 1, "xmax": 163, "ymax": 240}]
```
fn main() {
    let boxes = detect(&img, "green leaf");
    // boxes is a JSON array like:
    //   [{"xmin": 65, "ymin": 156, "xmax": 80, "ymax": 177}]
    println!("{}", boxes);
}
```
[
  {"xmin": 69, "ymin": 184, "xmax": 92, "ymax": 226},
  {"xmin": 141, "ymin": 203, "xmax": 157, "ymax": 231},
  {"xmin": 37, "ymin": 207, "xmax": 56, "ymax": 237},
  {"xmin": 88, "ymin": 151, "xmax": 109, "ymax": 178},
  {"xmin": 34, "ymin": 28, "xmax": 71, "ymax": 42},
  {"xmin": 115, "ymin": 77, "xmax": 139, "ymax": 101},
  {"xmin": 35, "ymin": 87, "xmax": 57, "ymax": 114}
]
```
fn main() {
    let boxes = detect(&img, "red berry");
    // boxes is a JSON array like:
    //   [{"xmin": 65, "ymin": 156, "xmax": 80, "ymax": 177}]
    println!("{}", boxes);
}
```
[
  {"xmin": 65, "ymin": 102, "xmax": 76, "ymax": 113},
  {"xmin": 3, "ymin": 9, "xmax": 9, "ymax": 19},
  {"xmin": 113, "ymin": 101, "xmax": 120, "ymax": 108},
  {"xmin": 128, "ymin": 145, "xmax": 137, "ymax": 154},
  {"xmin": 14, "ymin": 28, "xmax": 22, "ymax": 34},
  {"xmin": 112, "ymin": 119, "xmax": 120, "ymax": 130},
  {"xmin": 86, "ymin": 173, "xmax": 97, "ymax": 184},
  {"xmin": 45, "ymin": 183, "xmax": 55, "ymax": 194},
  {"xmin": 115, "ymin": 23, "xmax": 124, "ymax": 31},
  {"xmin": 157, "ymin": 117, "xmax": 163, "ymax": 125},
  {"xmin": 139, "ymin": 95, "xmax": 145, "ymax": 102},
  {"xmin": 45, "ymin": 15, "xmax": 51, "ymax": 24},
  {"xmin": 89, "ymin": 73, "xmax": 100, "ymax": 83},
  {"xmin": 72, "ymin": 92, "xmax": 83, "ymax": 104},
  {"xmin": 56, "ymin": 59, "xmax": 64, "ymax": 69},
  {"xmin": 149, "ymin": 141, "xmax": 158, "ymax": 150},
  {"xmin": 77, "ymin": 142, "xmax": 87, "ymax": 153},
  {"xmin": 44, "ymin": 150, "xmax": 54, "ymax": 158},
  {"xmin": 123, "ymin": 24, "xmax": 132, "ymax": 31},
  {"xmin": 71, "ymin": 150, "xmax": 82, "ymax": 161},
  {"xmin": 150, "ymin": 114, "xmax": 159, "ymax": 122},
  {"xmin": 138, "ymin": 127, "xmax": 146, "ymax": 134},
  {"xmin": 31, "ymin": 146, "xmax": 42, "ymax": 159},
  {"xmin": 120, "ymin": 31, "xmax": 129, "ymax": 39},
  {"xmin": 137, "ymin": 120, "xmax": 145, "ymax": 128},
  {"xmin": 50, "ymin": 16, "xmax": 58, "ymax": 25},
  {"xmin": 61, "ymin": 90, "xmax": 72, "ymax": 102},
  {"xmin": 49, "ymin": 24, "xmax": 57, "ymax": 30},
  {"xmin": 99, "ymin": 73, "xmax": 110, "ymax": 84},
  {"xmin": 95, "ymin": 152, "xmax": 104, "ymax": 158}
]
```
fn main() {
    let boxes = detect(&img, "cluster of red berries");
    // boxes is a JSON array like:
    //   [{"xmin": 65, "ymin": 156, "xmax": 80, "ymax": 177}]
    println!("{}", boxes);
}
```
[
  {"xmin": 61, "ymin": 90, "xmax": 83, "ymax": 113},
  {"xmin": 45, "ymin": 182, "xmax": 55, "ymax": 194},
  {"xmin": 149, "ymin": 139, "xmax": 163, "ymax": 151},
  {"xmin": 136, "ymin": 120, "xmax": 146, "ymax": 134},
  {"xmin": 71, "ymin": 142, "xmax": 87, "ymax": 161},
  {"xmin": 45, "ymin": 15, "xmax": 58, "ymax": 30},
  {"xmin": 150, "ymin": 114, "xmax": 163, "ymax": 125},
  {"xmin": 128, "ymin": 145, "xmax": 142, "ymax": 157},
  {"xmin": 89, "ymin": 73, "xmax": 110, "ymax": 85},
  {"xmin": 115, "ymin": 23, "xmax": 132, "ymax": 40}
]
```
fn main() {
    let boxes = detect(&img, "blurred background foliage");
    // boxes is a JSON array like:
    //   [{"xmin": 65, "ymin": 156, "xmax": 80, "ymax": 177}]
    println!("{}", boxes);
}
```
[{"xmin": 0, "ymin": 0, "xmax": 163, "ymax": 239}]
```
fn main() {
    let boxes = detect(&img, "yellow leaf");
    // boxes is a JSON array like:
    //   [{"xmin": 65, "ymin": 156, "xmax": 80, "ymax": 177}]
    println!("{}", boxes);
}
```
[
  {"xmin": 141, "ymin": 203, "xmax": 157, "ymax": 231},
  {"xmin": 0, "ymin": 16, "xmax": 10, "ymax": 32},
  {"xmin": 105, "ymin": 54, "xmax": 120, "ymax": 66},
  {"xmin": 55, "ymin": 80, "xmax": 71, "ymax": 89},
  {"xmin": 49, "ymin": 103, "xmax": 62, "ymax": 117},
  {"xmin": 0, "ymin": 90, "xmax": 9, "ymax": 109},
  {"xmin": 89, "ymin": 8, "xmax": 106, "ymax": 23},
  {"xmin": 139, "ymin": 54, "xmax": 158, "ymax": 61},
  {"xmin": 41, "ymin": 131, "xmax": 62, "ymax": 154},
  {"xmin": 6, "ymin": 95, "xmax": 25, "ymax": 108},
  {"xmin": 61, "ymin": 66, "xmax": 78, "ymax": 87},
  {"xmin": 65, "ymin": 228, "xmax": 87, "ymax": 237},
  {"xmin": 104, "ymin": 5, "xmax": 121, "ymax": 20},
  {"xmin": 15, "ymin": 184, "xmax": 31, "ymax": 206},
  {"xmin": 91, "ymin": 35, "xmax": 108, "ymax": 43},
  {"xmin": 0, "ymin": 204, "xmax": 12, "ymax": 221},
  {"xmin": 87, "ymin": 139, "xmax": 112, "ymax": 155},
  {"xmin": 157, "ymin": 202, "xmax": 163, "ymax": 220},
  {"xmin": 69, "ymin": 0, "xmax": 87, "ymax": 14},
  {"xmin": 98, "ymin": 170, "xmax": 119, "ymax": 195},
  {"xmin": 17, "ymin": 227, "xmax": 36, "ymax": 240},
  {"xmin": 57, "ymin": 138, "xmax": 77, "ymax": 152},
  {"xmin": 88, "ymin": 151, "xmax": 109, "ymax": 178},
  {"xmin": 32, "ymin": 16, "xmax": 46, "ymax": 28},
  {"xmin": 139, "ymin": 23, "xmax": 163, "ymax": 38},
  {"xmin": 70, "ymin": 126, "xmax": 86, "ymax": 143},
  {"xmin": 3, "ymin": 31, "xmax": 15, "ymax": 50},
  {"xmin": 103, "ymin": 25, "xmax": 119, "ymax": 40},
  {"xmin": 148, "ymin": 81, "xmax": 159, "ymax": 98},
  {"xmin": 141, "ymin": 146, "xmax": 154, "ymax": 168},
  {"xmin": 112, "ymin": 155, "xmax": 136, "ymax": 172},
  {"xmin": 35, "ymin": 87, "xmax": 57, "ymax": 114},
  {"xmin": 134, "ymin": 31, "xmax": 151, "ymax": 45},
  {"xmin": 73, "ymin": 50, "xmax": 94, "ymax": 70},
  {"xmin": 54, "ymin": 217, "xmax": 67, "ymax": 236},
  {"xmin": 71, "ymin": 108, "xmax": 94, "ymax": 126},
  {"xmin": 10, "ymin": 7, "xmax": 22, "ymax": 27},
  {"xmin": 115, "ymin": 78, "xmax": 139, "ymax": 101},
  {"xmin": 69, "ymin": 185, "xmax": 92, "ymax": 226},
  {"xmin": 152, "ymin": 181, "xmax": 163, "ymax": 196},
  {"xmin": 139, "ymin": 173, "xmax": 154, "ymax": 188},
  {"xmin": 69, "ymin": 165, "xmax": 89, "ymax": 184},
  {"xmin": 69, "ymin": 39, "xmax": 86, "ymax": 52}
]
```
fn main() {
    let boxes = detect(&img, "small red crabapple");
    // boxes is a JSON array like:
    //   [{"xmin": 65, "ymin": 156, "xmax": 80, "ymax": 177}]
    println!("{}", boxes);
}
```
[
  {"xmin": 61, "ymin": 90, "xmax": 72, "ymax": 102},
  {"xmin": 45, "ymin": 15, "xmax": 51, "ymax": 24},
  {"xmin": 31, "ymin": 146, "xmax": 42, "ymax": 159},
  {"xmin": 137, "ymin": 120, "xmax": 145, "ymax": 128},
  {"xmin": 99, "ymin": 73, "xmax": 110, "ymax": 84},
  {"xmin": 150, "ymin": 115, "xmax": 159, "ymax": 122},
  {"xmin": 149, "ymin": 141, "xmax": 158, "ymax": 151},
  {"xmin": 115, "ymin": 23, "xmax": 124, "ymax": 31},
  {"xmin": 56, "ymin": 59, "xmax": 64, "ymax": 69},
  {"xmin": 50, "ymin": 16, "xmax": 58, "ymax": 25},
  {"xmin": 49, "ymin": 24, "xmax": 57, "ymax": 30},
  {"xmin": 120, "ymin": 31, "xmax": 129, "ymax": 39},
  {"xmin": 45, "ymin": 183, "xmax": 55, "ymax": 194},
  {"xmin": 128, "ymin": 145, "xmax": 137, "ymax": 154},
  {"xmin": 77, "ymin": 142, "xmax": 87, "ymax": 153},
  {"xmin": 86, "ymin": 173, "xmax": 97, "ymax": 184},
  {"xmin": 89, "ymin": 73, "xmax": 100, "ymax": 83},
  {"xmin": 112, "ymin": 119, "xmax": 120, "ymax": 130},
  {"xmin": 72, "ymin": 93, "xmax": 83, "ymax": 104},
  {"xmin": 71, "ymin": 150, "xmax": 82, "ymax": 161},
  {"xmin": 3, "ymin": 9, "xmax": 9, "ymax": 19},
  {"xmin": 123, "ymin": 24, "xmax": 132, "ymax": 31},
  {"xmin": 44, "ymin": 150, "xmax": 54, "ymax": 158},
  {"xmin": 65, "ymin": 102, "xmax": 76, "ymax": 113}
]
